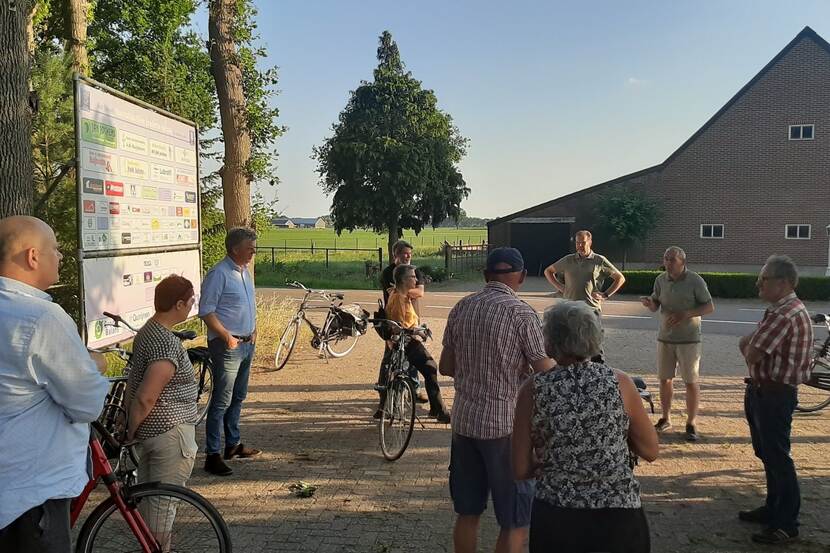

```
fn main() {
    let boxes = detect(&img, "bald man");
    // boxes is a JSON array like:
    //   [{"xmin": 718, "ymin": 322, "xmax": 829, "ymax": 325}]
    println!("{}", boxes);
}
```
[{"xmin": 0, "ymin": 216, "xmax": 109, "ymax": 552}]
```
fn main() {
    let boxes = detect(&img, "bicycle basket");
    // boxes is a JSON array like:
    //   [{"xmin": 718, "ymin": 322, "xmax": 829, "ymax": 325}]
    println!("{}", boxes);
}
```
[{"xmin": 332, "ymin": 303, "xmax": 370, "ymax": 337}]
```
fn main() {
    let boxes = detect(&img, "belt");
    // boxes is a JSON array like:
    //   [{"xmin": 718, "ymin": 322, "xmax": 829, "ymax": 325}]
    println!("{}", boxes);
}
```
[
  {"xmin": 744, "ymin": 377, "xmax": 795, "ymax": 391},
  {"xmin": 232, "ymin": 334, "xmax": 253, "ymax": 343}
]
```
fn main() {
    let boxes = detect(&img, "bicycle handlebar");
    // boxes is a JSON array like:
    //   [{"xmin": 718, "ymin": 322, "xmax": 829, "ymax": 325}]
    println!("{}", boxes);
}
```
[
  {"xmin": 101, "ymin": 312, "xmax": 196, "ymax": 341},
  {"xmin": 813, "ymin": 313, "xmax": 830, "ymax": 325},
  {"xmin": 287, "ymin": 281, "xmax": 344, "ymax": 301},
  {"xmin": 368, "ymin": 318, "xmax": 432, "ymax": 340}
]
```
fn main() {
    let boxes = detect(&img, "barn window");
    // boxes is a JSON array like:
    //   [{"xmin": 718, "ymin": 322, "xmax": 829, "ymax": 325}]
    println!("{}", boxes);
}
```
[
  {"xmin": 785, "ymin": 224, "xmax": 811, "ymax": 239},
  {"xmin": 700, "ymin": 224, "xmax": 724, "ymax": 239},
  {"xmin": 789, "ymin": 124, "xmax": 814, "ymax": 140}
]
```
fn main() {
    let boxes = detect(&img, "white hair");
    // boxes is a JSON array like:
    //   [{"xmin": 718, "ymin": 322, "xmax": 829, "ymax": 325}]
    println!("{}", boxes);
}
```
[{"xmin": 542, "ymin": 301, "xmax": 603, "ymax": 361}]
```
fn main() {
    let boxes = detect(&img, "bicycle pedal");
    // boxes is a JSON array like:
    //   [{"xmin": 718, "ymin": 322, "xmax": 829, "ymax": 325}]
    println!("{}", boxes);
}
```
[{"xmin": 373, "ymin": 385, "xmax": 387, "ymax": 392}]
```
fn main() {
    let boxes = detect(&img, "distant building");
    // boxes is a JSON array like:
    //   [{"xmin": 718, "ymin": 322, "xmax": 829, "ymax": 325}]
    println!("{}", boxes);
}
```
[
  {"xmin": 272, "ymin": 217, "xmax": 295, "ymax": 228},
  {"xmin": 488, "ymin": 26, "xmax": 830, "ymax": 276},
  {"xmin": 292, "ymin": 217, "xmax": 327, "ymax": 229}
]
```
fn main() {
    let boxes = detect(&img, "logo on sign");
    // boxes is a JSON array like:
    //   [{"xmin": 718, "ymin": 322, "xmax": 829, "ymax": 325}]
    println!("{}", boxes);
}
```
[
  {"xmin": 185, "ymin": 191, "xmax": 196, "ymax": 203},
  {"xmin": 105, "ymin": 181, "xmax": 124, "ymax": 197},
  {"xmin": 144, "ymin": 271, "xmax": 153, "ymax": 283},
  {"xmin": 121, "ymin": 233, "xmax": 132, "ymax": 245},
  {"xmin": 83, "ymin": 177, "xmax": 104, "ymax": 194},
  {"xmin": 83, "ymin": 200, "xmax": 96, "ymax": 213},
  {"xmin": 109, "ymin": 202, "xmax": 120, "ymax": 215},
  {"xmin": 123, "ymin": 274, "xmax": 133, "ymax": 287}
]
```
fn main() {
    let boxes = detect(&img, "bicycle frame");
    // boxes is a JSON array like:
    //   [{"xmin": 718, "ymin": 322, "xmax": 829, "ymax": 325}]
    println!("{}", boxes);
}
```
[
  {"xmin": 293, "ymin": 289, "xmax": 345, "ymax": 352},
  {"xmin": 70, "ymin": 423, "xmax": 159, "ymax": 553}
]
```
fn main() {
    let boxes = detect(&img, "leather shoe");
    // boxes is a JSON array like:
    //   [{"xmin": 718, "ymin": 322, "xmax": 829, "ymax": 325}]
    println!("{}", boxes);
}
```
[
  {"xmin": 204, "ymin": 453, "xmax": 233, "ymax": 476},
  {"xmin": 738, "ymin": 506, "xmax": 769, "ymax": 524},
  {"xmin": 224, "ymin": 443, "xmax": 262, "ymax": 460},
  {"xmin": 415, "ymin": 389, "xmax": 429, "ymax": 403}
]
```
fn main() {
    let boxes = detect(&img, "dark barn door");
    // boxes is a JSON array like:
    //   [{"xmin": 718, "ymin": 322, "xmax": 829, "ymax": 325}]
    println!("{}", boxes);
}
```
[{"xmin": 510, "ymin": 223, "xmax": 571, "ymax": 276}]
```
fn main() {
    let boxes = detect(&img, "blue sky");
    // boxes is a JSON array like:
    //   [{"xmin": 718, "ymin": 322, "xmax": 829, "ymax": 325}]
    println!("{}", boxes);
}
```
[{"xmin": 198, "ymin": 1, "xmax": 830, "ymax": 219}]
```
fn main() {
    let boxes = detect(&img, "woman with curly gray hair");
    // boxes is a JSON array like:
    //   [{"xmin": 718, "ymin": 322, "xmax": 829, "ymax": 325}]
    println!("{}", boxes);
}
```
[{"xmin": 512, "ymin": 301, "xmax": 658, "ymax": 553}]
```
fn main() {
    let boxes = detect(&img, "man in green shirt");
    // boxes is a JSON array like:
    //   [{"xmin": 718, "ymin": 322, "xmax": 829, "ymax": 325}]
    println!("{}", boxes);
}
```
[
  {"xmin": 640, "ymin": 246, "xmax": 714, "ymax": 442},
  {"xmin": 544, "ymin": 230, "xmax": 626, "ymax": 311}
]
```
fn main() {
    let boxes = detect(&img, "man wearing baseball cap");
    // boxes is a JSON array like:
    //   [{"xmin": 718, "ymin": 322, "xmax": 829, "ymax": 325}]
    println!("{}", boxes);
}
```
[{"xmin": 440, "ymin": 247, "xmax": 554, "ymax": 553}]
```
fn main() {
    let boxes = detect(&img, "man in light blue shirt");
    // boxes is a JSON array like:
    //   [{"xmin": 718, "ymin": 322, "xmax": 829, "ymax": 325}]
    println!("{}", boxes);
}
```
[
  {"xmin": 0, "ymin": 216, "xmax": 109, "ymax": 552},
  {"xmin": 199, "ymin": 227, "xmax": 259, "ymax": 476}
]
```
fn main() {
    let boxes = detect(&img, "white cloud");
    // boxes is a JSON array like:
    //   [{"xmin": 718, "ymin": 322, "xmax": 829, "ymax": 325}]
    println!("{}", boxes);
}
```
[{"xmin": 625, "ymin": 77, "xmax": 647, "ymax": 88}]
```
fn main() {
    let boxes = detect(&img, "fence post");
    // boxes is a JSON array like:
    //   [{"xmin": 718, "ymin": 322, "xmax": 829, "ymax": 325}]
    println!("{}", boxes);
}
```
[
  {"xmin": 271, "ymin": 247, "xmax": 275, "ymax": 269},
  {"xmin": 377, "ymin": 247, "xmax": 383, "ymax": 270},
  {"xmin": 325, "ymin": 248, "xmax": 329, "ymax": 268},
  {"xmin": 444, "ymin": 243, "xmax": 450, "ymax": 271},
  {"xmin": 311, "ymin": 240, "xmax": 314, "ymax": 254}
]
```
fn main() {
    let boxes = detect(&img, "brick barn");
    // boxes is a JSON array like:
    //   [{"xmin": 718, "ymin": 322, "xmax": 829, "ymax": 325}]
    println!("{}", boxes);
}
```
[{"xmin": 488, "ymin": 27, "xmax": 830, "ymax": 277}]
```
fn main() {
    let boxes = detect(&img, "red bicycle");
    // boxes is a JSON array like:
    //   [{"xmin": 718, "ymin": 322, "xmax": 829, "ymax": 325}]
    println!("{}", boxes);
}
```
[{"xmin": 71, "ymin": 421, "xmax": 231, "ymax": 552}]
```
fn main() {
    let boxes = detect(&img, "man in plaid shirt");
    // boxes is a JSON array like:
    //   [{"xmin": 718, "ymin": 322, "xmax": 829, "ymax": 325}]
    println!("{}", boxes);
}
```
[
  {"xmin": 738, "ymin": 255, "xmax": 812, "ymax": 545},
  {"xmin": 439, "ymin": 248, "xmax": 554, "ymax": 553}
]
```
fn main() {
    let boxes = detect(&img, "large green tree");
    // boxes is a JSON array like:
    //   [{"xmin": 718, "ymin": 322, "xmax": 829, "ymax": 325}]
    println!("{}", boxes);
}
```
[
  {"xmin": 595, "ymin": 189, "xmax": 660, "ymax": 268},
  {"xmin": 314, "ymin": 31, "xmax": 469, "ymax": 261}
]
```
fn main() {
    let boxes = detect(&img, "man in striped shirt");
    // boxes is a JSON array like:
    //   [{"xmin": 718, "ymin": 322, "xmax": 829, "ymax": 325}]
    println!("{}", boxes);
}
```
[
  {"xmin": 440, "ymin": 247, "xmax": 554, "ymax": 553},
  {"xmin": 738, "ymin": 255, "xmax": 812, "ymax": 545}
]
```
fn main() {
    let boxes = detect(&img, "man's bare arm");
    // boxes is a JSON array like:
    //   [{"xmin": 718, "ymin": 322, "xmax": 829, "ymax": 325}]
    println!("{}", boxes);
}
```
[
  {"xmin": 543, "ymin": 264, "xmax": 566, "ymax": 294},
  {"xmin": 439, "ymin": 345, "xmax": 455, "ymax": 377},
  {"xmin": 202, "ymin": 312, "xmax": 238, "ymax": 349}
]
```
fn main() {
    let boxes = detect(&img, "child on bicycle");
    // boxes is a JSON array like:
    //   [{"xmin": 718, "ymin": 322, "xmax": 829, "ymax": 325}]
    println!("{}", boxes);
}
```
[{"xmin": 382, "ymin": 264, "xmax": 451, "ymax": 423}]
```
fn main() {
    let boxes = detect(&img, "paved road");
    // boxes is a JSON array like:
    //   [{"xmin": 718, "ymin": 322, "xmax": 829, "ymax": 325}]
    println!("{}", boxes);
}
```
[{"xmin": 261, "ymin": 286, "xmax": 830, "ymax": 338}]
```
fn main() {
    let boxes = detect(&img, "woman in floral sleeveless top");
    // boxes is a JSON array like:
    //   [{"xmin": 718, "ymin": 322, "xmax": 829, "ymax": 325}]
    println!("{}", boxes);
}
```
[{"xmin": 512, "ymin": 301, "xmax": 658, "ymax": 553}]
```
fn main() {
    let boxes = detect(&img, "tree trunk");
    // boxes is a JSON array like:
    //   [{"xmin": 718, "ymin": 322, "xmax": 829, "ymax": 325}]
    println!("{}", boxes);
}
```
[
  {"xmin": 208, "ymin": 0, "xmax": 252, "ymax": 231},
  {"xmin": 0, "ymin": 0, "xmax": 35, "ymax": 217},
  {"xmin": 387, "ymin": 220, "xmax": 398, "ymax": 265},
  {"xmin": 67, "ymin": 0, "xmax": 90, "ymax": 76}
]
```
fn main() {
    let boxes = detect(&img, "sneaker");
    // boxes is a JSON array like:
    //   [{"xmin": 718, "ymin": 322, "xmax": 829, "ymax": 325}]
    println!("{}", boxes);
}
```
[
  {"xmin": 204, "ymin": 453, "xmax": 233, "ymax": 476},
  {"xmin": 224, "ymin": 443, "xmax": 262, "ymax": 460},
  {"xmin": 415, "ymin": 389, "xmax": 429, "ymax": 404},
  {"xmin": 428, "ymin": 409, "xmax": 451, "ymax": 424},
  {"xmin": 751, "ymin": 528, "xmax": 798, "ymax": 544},
  {"xmin": 654, "ymin": 418, "xmax": 672, "ymax": 432},
  {"xmin": 685, "ymin": 424, "xmax": 699, "ymax": 442},
  {"xmin": 738, "ymin": 506, "xmax": 769, "ymax": 524}
]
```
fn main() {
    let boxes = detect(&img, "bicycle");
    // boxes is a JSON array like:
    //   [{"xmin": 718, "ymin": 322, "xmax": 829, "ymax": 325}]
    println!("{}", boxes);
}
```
[
  {"xmin": 371, "ymin": 318, "xmax": 432, "ymax": 461},
  {"xmin": 70, "ymin": 420, "xmax": 231, "ymax": 552},
  {"xmin": 274, "ymin": 281, "xmax": 369, "ymax": 370},
  {"xmin": 99, "ymin": 312, "xmax": 214, "ymax": 426},
  {"xmin": 795, "ymin": 312, "xmax": 830, "ymax": 412}
]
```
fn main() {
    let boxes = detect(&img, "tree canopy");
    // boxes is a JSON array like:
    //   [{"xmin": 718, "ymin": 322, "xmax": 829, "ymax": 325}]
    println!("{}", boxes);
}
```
[
  {"xmin": 595, "ymin": 189, "xmax": 660, "ymax": 267},
  {"xmin": 313, "ymin": 31, "xmax": 469, "ymax": 259}
]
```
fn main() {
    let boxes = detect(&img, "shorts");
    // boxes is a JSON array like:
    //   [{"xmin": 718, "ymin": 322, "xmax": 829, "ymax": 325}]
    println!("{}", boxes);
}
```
[
  {"xmin": 657, "ymin": 342, "xmax": 701, "ymax": 384},
  {"xmin": 449, "ymin": 433, "xmax": 535, "ymax": 528}
]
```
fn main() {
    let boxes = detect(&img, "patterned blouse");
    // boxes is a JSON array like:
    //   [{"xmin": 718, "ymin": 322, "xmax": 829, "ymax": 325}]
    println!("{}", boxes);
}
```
[
  {"xmin": 127, "ymin": 319, "xmax": 197, "ymax": 440},
  {"xmin": 531, "ymin": 361, "xmax": 641, "ymax": 509}
]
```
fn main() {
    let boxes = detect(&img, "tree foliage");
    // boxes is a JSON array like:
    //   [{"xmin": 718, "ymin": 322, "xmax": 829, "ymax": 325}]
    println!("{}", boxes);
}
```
[
  {"xmin": 314, "ymin": 31, "xmax": 469, "ymax": 260},
  {"xmin": 595, "ymin": 189, "xmax": 660, "ymax": 266}
]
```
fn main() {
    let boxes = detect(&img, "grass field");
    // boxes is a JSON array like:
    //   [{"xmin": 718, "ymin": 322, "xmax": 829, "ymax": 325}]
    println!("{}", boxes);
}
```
[{"xmin": 258, "ymin": 227, "xmax": 487, "ymax": 252}]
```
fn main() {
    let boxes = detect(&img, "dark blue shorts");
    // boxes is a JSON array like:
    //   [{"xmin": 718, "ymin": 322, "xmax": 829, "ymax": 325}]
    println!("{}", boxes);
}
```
[{"xmin": 449, "ymin": 433, "xmax": 535, "ymax": 528}]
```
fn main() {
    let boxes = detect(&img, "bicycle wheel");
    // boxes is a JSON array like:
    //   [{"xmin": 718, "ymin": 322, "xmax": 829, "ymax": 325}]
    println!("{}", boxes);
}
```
[
  {"xmin": 274, "ymin": 317, "xmax": 300, "ymax": 371},
  {"xmin": 75, "ymin": 482, "xmax": 231, "ymax": 553},
  {"xmin": 379, "ymin": 377, "xmax": 415, "ymax": 461},
  {"xmin": 193, "ymin": 359, "xmax": 214, "ymax": 425},
  {"xmin": 324, "ymin": 329, "xmax": 359, "ymax": 358},
  {"xmin": 796, "ymin": 380, "xmax": 830, "ymax": 412}
]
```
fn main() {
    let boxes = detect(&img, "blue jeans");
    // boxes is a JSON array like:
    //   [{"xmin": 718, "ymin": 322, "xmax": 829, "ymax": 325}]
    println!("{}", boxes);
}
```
[
  {"xmin": 205, "ymin": 339, "xmax": 254, "ymax": 455},
  {"xmin": 744, "ymin": 381, "xmax": 800, "ymax": 533}
]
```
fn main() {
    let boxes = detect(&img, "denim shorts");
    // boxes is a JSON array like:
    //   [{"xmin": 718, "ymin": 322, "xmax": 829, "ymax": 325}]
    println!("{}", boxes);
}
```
[{"xmin": 449, "ymin": 433, "xmax": 535, "ymax": 528}]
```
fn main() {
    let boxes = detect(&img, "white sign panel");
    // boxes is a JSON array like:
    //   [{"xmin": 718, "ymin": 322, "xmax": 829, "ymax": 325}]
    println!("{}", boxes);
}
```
[
  {"xmin": 83, "ymin": 249, "xmax": 202, "ymax": 349},
  {"xmin": 77, "ymin": 81, "xmax": 199, "ymax": 252}
]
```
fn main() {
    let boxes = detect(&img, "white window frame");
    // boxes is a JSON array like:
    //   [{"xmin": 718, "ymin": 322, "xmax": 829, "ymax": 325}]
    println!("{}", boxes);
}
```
[
  {"xmin": 788, "ymin": 124, "xmax": 815, "ymax": 141},
  {"xmin": 700, "ymin": 224, "xmax": 724, "ymax": 239},
  {"xmin": 784, "ymin": 224, "xmax": 811, "ymax": 240}
]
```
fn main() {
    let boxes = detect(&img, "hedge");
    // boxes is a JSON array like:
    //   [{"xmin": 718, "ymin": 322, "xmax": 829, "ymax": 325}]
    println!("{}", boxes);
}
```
[{"xmin": 620, "ymin": 271, "xmax": 830, "ymax": 301}]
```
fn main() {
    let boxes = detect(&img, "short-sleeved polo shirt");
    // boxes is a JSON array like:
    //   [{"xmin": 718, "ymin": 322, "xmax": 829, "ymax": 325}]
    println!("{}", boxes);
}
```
[
  {"xmin": 651, "ymin": 270, "xmax": 712, "ymax": 343},
  {"xmin": 552, "ymin": 252, "xmax": 620, "ymax": 310}
]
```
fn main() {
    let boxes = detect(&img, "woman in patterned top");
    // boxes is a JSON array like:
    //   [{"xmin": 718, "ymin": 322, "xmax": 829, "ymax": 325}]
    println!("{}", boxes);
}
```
[
  {"xmin": 127, "ymin": 275, "xmax": 199, "ymax": 493},
  {"xmin": 512, "ymin": 301, "xmax": 658, "ymax": 553}
]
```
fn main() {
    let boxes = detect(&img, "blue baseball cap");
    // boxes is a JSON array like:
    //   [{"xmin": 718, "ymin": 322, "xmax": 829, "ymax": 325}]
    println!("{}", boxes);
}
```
[{"xmin": 486, "ymin": 247, "xmax": 525, "ymax": 273}]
